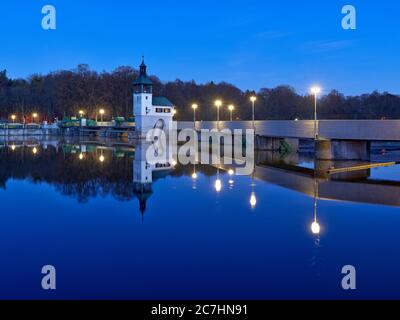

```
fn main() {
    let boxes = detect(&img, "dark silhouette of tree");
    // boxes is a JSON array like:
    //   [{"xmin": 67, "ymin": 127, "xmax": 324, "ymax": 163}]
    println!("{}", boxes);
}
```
[{"xmin": 0, "ymin": 66, "xmax": 399, "ymax": 122}]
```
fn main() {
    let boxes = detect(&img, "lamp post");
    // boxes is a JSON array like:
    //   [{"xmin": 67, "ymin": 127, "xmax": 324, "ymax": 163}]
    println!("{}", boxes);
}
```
[
  {"xmin": 214, "ymin": 100, "xmax": 222, "ymax": 129},
  {"xmin": 99, "ymin": 109, "xmax": 105, "ymax": 122},
  {"xmin": 79, "ymin": 110, "xmax": 85, "ymax": 118},
  {"xmin": 228, "ymin": 105, "xmax": 235, "ymax": 122},
  {"xmin": 250, "ymin": 96, "xmax": 257, "ymax": 130},
  {"xmin": 310, "ymin": 86, "xmax": 321, "ymax": 140},
  {"xmin": 32, "ymin": 113, "xmax": 38, "ymax": 124},
  {"xmin": 11, "ymin": 114, "xmax": 16, "ymax": 123},
  {"xmin": 192, "ymin": 104, "xmax": 198, "ymax": 129}
]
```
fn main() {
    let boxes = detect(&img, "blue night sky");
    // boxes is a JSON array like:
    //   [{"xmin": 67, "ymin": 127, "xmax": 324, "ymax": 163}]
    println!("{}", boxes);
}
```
[{"xmin": 1, "ymin": 0, "xmax": 399, "ymax": 95}]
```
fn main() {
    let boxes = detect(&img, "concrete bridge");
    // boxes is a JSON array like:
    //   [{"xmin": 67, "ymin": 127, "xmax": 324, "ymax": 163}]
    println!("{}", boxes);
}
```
[{"xmin": 178, "ymin": 120, "xmax": 400, "ymax": 161}]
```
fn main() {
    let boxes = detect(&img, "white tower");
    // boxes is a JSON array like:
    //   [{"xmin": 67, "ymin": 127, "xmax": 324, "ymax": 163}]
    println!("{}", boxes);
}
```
[
  {"xmin": 133, "ymin": 57, "xmax": 174, "ymax": 138},
  {"xmin": 133, "ymin": 57, "xmax": 153, "ymax": 134}
]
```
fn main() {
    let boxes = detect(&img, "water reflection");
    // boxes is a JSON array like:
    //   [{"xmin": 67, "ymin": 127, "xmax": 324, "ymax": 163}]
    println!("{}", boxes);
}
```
[
  {"xmin": 311, "ymin": 179, "xmax": 321, "ymax": 236},
  {"xmin": 1, "ymin": 138, "xmax": 400, "ymax": 210},
  {"xmin": 2, "ymin": 138, "xmax": 400, "ymax": 299},
  {"xmin": 249, "ymin": 174, "xmax": 257, "ymax": 209}
]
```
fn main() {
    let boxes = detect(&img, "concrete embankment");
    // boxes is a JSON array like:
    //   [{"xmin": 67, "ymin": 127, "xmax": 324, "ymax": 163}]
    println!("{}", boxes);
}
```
[{"xmin": 0, "ymin": 127, "xmax": 60, "ymax": 136}]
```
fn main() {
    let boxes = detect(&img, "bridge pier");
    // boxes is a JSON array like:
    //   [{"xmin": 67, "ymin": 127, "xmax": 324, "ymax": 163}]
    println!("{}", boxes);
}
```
[{"xmin": 315, "ymin": 140, "xmax": 370, "ymax": 161}]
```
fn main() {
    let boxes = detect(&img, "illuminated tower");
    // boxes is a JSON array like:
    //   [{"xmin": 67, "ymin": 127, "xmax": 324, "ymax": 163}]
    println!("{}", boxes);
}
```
[{"xmin": 133, "ymin": 57, "xmax": 174, "ymax": 138}]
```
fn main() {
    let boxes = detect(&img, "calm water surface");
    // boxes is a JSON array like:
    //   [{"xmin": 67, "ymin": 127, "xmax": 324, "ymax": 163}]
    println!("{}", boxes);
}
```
[{"xmin": 1, "ymin": 139, "xmax": 400, "ymax": 299}]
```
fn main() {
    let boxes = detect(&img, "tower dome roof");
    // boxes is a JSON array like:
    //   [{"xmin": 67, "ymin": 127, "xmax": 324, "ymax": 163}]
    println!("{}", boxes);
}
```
[{"xmin": 133, "ymin": 57, "xmax": 153, "ymax": 86}]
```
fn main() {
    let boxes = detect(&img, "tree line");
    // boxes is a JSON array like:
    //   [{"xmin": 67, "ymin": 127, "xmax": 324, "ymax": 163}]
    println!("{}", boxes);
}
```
[{"xmin": 1, "ymin": 65, "xmax": 399, "ymax": 122}]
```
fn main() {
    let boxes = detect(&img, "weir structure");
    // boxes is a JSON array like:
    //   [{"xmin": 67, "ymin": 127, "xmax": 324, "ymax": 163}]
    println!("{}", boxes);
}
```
[{"xmin": 177, "ymin": 120, "xmax": 400, "ymax": 161}]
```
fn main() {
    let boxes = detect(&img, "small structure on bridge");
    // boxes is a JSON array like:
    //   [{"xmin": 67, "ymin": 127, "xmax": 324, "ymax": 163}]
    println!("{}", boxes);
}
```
[{"xmin": 133, "ymin": 58, "xmax": 175, "ymax": 138}]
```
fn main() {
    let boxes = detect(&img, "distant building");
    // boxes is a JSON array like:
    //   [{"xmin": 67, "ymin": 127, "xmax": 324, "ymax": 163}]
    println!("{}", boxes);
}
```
[{"xmin": 133, "ymin": 58, "xmax": 174, "ymax": 138}]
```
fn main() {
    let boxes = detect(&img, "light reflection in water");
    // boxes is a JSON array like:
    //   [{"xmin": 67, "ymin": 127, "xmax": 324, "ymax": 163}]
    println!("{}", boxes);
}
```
[
  {"xmin": 1, "ymin": 139, "xmax": 400, "ymax": 299},
  {"xmin": 311, "ymin": 179, "xmax": 321, "ymax": 236}
]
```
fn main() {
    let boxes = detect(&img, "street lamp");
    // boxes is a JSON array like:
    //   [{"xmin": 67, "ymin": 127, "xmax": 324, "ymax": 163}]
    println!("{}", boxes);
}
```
[
  {"xmin": 99, "ymin": 109, "xmax": 105, "ymax": 122},
  {"xmin": 32, "ymin": 113, "xmax": 38, "ymax": 124},
  {"xmin": 11, "ymin": 114, "xmax": 16, "ymax": 123},
  {"xmin": 310, "ymin": 86, "xmax": 321, "ymax": 139},
  {"xmin": 214, "ymin": 100, "xmax": 222, "ymax": 129},
  {"xmin": 79, "ymin": 110, "xmax": 85, "ymax": 118},
  {"xmin": 192, "ymin": 104, "xmax": 198, "ymax": 128},
  {"xmin": 228, "ymin": 105, "xmax": 235, "ymax": 122},
  {"xmin": 250, "ymin": 96, "xmax": 257, "ymax": 129}
]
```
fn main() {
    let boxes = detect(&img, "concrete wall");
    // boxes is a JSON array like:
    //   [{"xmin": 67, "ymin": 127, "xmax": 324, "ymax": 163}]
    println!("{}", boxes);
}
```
[
  {"xmin": 178, "ymin": 120, "xmax": 400, "ymax": 141},
  {"xmin": 255, "ymin": 136, "xmax": 281, "ymax": 151},
  {"xmin": 0, "ymin": 128, "xmax": 60, "ymax": 136}
]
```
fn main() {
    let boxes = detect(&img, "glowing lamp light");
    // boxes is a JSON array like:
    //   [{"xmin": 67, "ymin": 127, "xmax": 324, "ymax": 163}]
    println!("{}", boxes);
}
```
[
  {"xmin": 32, "ymin": 147, "xmax": 38, "ymax": 155},
  {"xmin": 214, "ymin": 100, "xmax": 222, "ymax": 108},
  {"xmin": 11, "ymin": 144, "xmax": 16, "ymax": 151},
  {"xmin": 99, "ymin": 109, "xmax": 105, "ymax": 115},
  {"xmin": 171, "ymin": 159, "xmax": 177, "ymax": 166},
  {"xmin": 228, "ymin": 105, "xmax": 234, "ymax": 111},
  {"xmin": 228, "ymin": 169, "xmax": 234, "ymax": 176},
  {"xmin": 311, "ymin": 221, "xmax": 321, "ymax": 235},
  {"xmin": 214, "ymin": 179, "xmax": 222, "ymax": 192},
  {"xmin": 79, "ymin": 153, "xmax": 84, "ymax": 160},
  {"xmin": 11, "ymin": 114, "xmax": 16, "ymax": 122},
  {"xmin": 192, "ymin": 172, "xmax": 198, "ymax": 179},
  {"xmin": 250, "ymin": 192, "xmax": 257, "ymax": 208},
  {"xmin": 79, "ymin": 110, "xmax": 85, "ymax": 116},
  {"xmin": 250, "ymin": 96, "xmax": 257, "ymax": 103},
  {"xmin": 310, "ymin": 86, "xmax": 321, "ymax": 95},
  {"xmin": 192, "ymin": 104, "xmax": 198, "ymax": 110},
  {"xmin": 99, "ymin": 155, "xmax": 105, "ymax": 162}
]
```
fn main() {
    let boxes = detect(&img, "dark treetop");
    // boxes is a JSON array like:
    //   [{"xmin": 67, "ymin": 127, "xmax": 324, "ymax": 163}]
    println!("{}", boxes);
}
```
[{"xmin": 1, "ymin": 66, "xmax": 400, "ymax": 122}]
